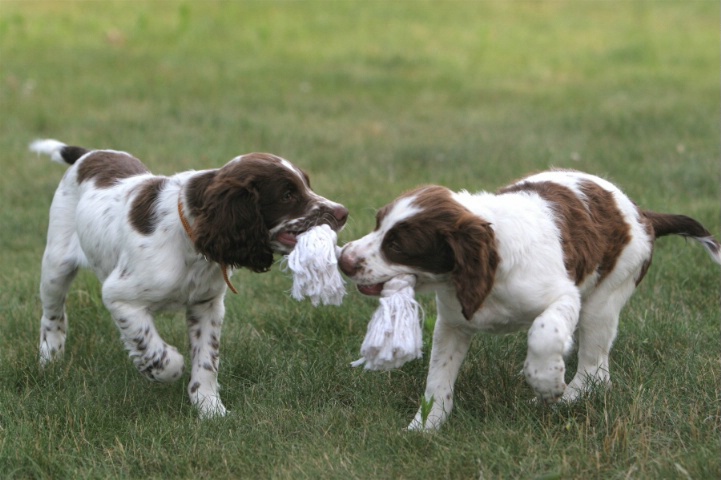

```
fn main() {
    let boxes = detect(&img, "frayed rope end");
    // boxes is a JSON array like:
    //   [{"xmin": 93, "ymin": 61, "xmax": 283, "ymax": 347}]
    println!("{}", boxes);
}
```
[
  {"xmin": 283, "ymin": 224, "xmax": 346, "ymax": 306},
  {"xmin": 352, "ymin": 274, "xmax": 423, "ymax": 371}
]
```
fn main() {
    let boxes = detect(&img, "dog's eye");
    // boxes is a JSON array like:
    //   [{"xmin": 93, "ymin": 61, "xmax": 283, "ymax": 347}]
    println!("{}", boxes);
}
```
[
  {"xmin": 387, "ymin": 240, "xmax": 402, "ymax": 253},
  {"xmin": 282, "ymin": 190, "xmax": 295, "ymax": 202}
]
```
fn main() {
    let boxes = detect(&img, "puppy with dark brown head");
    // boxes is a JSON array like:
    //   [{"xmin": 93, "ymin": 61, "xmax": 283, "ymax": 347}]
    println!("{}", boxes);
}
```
[{"xmin": 32, "ymin": 139, "xmax": 348, "ymax": 418}]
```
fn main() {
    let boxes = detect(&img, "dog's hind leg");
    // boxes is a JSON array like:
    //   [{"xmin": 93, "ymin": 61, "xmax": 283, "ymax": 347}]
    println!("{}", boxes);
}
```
[
  {"xmin": 39, "ymin": 193, "xmax": 82, "ymax": 366},
  {"xmin": 563, "ymin": 278, "xmax": 636, "ymax": 401},
  {"xmin": 39, "ymin": 245, "xmax": 80, "ymax": 365}
]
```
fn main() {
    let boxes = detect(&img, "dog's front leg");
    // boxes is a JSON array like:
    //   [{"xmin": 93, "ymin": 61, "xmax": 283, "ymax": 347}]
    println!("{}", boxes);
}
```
[
  {"xmin": 102, "ymin": 270, "xmax": 186, "ymax": 382},
  {"xmin": 408, "ymin": 314, "xmax": 473, "ymax": 431},
  {"xmin": 186, "ymin": 297, "xmax": 227, "ymax": 419},
  {"xmin": 103, "ymin": 301, "xmax": 186, "ymax": 384},
  {"xmin": 523, "ymin": 289, "xmax": 580, "ymax": 403}
]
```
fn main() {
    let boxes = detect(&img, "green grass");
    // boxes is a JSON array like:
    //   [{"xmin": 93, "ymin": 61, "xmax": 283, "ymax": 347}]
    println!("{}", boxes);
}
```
[{"xmin": 1, "ymin": 1, "xmax": 719, "ymax": 478}]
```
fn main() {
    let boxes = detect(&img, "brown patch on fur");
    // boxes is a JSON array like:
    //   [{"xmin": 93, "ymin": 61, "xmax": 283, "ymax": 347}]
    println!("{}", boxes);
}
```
[
  {"xmin": 129, "ymin": 178, "xmax": 168, "ymax": 235},
  {"xmin": 381, "ymin": 186, "xmax": 457, "ymax": 274},
  {"xmin": 635, "ymin": 213, "xmax": 655, "ymax": 286},
  {"xmin": 77, "ymin": 151, "xmax": 149, "ymax": 188},
  {"xmin": 382, "ymin": 185, "xmax": 499, "ymax": 319},
  {"xmin": 374, "ymin": 204, "xmax": 392, "ymax": 231},
  {"xmin": 184, "ymin": 153, "xmax": 314, "ymax": 272},
  {"xmin": 578, "ymin": 181, "xmax": 631, "ymax": 281},
  {"xmin": 499, "ymin": 179, "xmax": 631, "ymax": 285}
]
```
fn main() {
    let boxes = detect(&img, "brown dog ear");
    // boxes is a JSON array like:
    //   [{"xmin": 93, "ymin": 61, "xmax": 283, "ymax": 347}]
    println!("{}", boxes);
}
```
[
  {"xmin": 190, "ymin": 174, "xmax": 274, "ymax": 273},
  {"xmin": 445, "ymin": 214, "xmax": 499, "ymax": 320}
]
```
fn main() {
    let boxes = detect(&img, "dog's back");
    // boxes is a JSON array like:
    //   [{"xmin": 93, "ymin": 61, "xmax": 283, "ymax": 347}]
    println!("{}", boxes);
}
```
[
  {"xmin": 494, "ymin": 170, "xmax": 720, "ymax": 292},
  {"xmin": 32, "ymin": 140, "xmax": 155, "ymax": 279}
]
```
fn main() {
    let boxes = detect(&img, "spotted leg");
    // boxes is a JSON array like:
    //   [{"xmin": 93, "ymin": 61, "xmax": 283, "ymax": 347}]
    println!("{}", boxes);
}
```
[
  {"xmin": 101, "ymin": 273, "xmax": 185, "ymax": 383},
  {"xmin": 186, "ymin": 296, "xmax": 227, "ymax": 418},
  {"xmin": 39, "ymin": 244, "xmax": 79, "ymax": 365}
]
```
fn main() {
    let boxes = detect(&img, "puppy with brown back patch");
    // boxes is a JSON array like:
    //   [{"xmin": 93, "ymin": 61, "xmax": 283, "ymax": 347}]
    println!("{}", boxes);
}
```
[
  {"xmin": 339, "ymin": 169, "xmax": 720, "ymax": 430},
  {"xmin": 32, "ymin": 139, "xmax": 348, "ymax": 418}
]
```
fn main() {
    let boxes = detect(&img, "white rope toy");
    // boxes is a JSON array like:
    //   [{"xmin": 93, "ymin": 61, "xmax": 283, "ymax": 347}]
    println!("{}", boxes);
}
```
[
  {"xmin": 351, "ymin": 274, "xmax": 423, "ymax": 371},
  {"xmin": 284, "ymin": 224, "xmax": 346, "ymax": 306}
]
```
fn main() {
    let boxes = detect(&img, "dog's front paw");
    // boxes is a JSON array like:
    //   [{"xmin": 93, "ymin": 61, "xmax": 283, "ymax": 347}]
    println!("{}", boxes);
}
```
[
  {"xmin": 194, "ymin": 392, "xmax": 227, "ymax": 419},
  {"xmin": 39, "ymin": 339, "xmax": 65, "ymax": 366},
  {"xmin": 562, "ymin": 371, "xmax": 612, "ymax": 402},
  {"xmin": 524, "ymin": 354, "xmax": 567, "ymax": 403},
  {"xmin": 39, "ymin": 314, "xmax": 68, "ymax": 366},
  {"xmin": 407, "ymin": 418, "xmax": 432, "ymax": 431},
  {"xmin": 407, "ymin": 415, "xmax": 442, "ymax": 432},
  {"xmin": 406, "ymin": 396, "xmax": 449, "ymax": 431},
  {"xmin": 138, "ymin": 345, "xmax": 185, "ymax": 383}
]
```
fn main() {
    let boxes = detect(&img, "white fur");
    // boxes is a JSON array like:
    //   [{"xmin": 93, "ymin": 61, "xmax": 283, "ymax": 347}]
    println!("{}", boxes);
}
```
[
  {"xmin": 341, "ymin": 171, "xmax": 717, "ymax": 430},
  {"xmin": 30, "ymin": 139, "xmax": 75, "ymax": 164}
]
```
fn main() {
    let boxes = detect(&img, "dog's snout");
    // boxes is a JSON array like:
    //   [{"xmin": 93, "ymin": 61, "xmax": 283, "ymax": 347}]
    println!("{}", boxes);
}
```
[
  {"xmin": 333, "ymin": 205, "xmax": 349, "ymax": 226},
  {"xmin": 339, "ymin": 249, "xmax": 360, "ymax": 277}
]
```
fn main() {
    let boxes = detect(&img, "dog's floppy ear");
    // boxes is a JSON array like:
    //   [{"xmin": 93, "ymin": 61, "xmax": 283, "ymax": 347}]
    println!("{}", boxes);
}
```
[
  {"xmin": 190, "ymin": 171, "xmax": 274, "ymax": 273},
  {"xmin": 445, "ymin": 214, "xmax": 499, "ymax": 320}
]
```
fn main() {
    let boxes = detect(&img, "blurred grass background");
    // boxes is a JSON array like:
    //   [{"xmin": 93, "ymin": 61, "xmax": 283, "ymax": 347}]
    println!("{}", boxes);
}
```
[{"xmin": 0, "ymin": 1, "xmax": 719, "ymax": 478}]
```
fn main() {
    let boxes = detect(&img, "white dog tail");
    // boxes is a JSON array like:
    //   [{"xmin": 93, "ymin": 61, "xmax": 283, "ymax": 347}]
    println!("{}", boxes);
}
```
[{"xmin": 29, "ymin": 139, "xmax": 89, "ymax": 165}]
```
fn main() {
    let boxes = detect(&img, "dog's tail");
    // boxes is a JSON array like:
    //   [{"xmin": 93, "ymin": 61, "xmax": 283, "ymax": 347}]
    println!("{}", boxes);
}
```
[
  {"xmin": 29, "ymin": 139, "xmax": 89, "ymax": 166},
  {"xmin": 643, "ymin": 210, "xmax": 721, "ymax": 265}
]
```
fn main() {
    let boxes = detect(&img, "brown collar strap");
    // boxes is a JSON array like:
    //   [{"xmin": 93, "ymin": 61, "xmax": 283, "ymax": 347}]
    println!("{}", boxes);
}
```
[{"xmin": 178, "ymin": 198, "xmax": 238, "ymax": 294}]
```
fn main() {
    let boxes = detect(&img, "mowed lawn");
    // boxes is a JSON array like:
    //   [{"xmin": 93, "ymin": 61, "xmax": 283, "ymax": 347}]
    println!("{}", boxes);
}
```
[{"xmin": 0, "ymin": 1, "xmax": 719, "ymax": 479}]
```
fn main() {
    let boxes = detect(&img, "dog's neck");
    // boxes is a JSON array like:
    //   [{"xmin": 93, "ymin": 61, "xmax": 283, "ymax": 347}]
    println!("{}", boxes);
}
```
[{"xmin": 177, "ymin": 196, "xmax": 238, "ymax": 294}]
